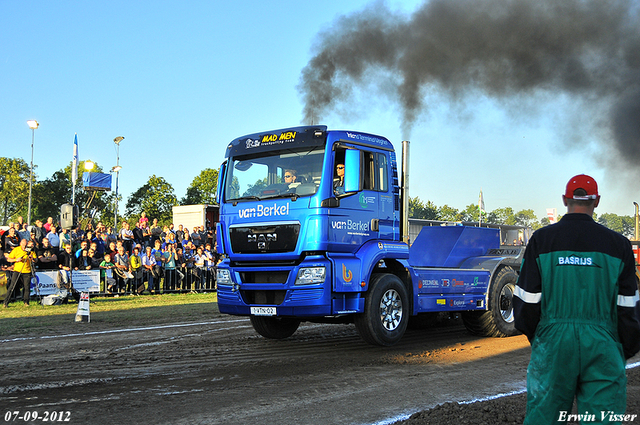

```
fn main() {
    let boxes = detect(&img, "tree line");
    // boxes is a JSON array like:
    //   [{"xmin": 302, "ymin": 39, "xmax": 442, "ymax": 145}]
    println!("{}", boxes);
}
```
[
  {"xmin": 410, "ymin": 197, "xmax": 637, "ymax": 238},
  {"xmin": 1, "ymin": 156, "xmax": 635, "ymax": 238},
  {"xmin": 0, "ymin": 157, "xmax": 217, "ymax": 227}
]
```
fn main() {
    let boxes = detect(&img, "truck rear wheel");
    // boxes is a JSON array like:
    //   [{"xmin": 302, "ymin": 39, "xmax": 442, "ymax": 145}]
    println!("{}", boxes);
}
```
[
  {"xmin": 461, "ymin": 266, "xmax": 520, "ymax": 337},
  {"xmin": 355, "ymin": 273, "xmax": 409, "ymax": 346},
  {"xmin": 250, "ymin": 316, "xmax": 301, "ymax": 340}
]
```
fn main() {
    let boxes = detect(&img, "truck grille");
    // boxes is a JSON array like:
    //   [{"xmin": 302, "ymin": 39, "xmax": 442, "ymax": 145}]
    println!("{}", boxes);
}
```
[{"xmin": 241, "ymin": 290, "xmax": 286, "ymax": 305}]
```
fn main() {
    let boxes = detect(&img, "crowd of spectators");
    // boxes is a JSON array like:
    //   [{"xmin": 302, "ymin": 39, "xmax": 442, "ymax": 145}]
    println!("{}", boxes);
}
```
[{"xmin": 0, "ymin": 214, "xmax": 222, "ymax": 300}]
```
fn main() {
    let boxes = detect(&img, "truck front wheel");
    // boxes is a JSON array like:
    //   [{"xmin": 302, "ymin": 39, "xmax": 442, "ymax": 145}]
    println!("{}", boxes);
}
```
[
  {"xmin": 250, "ymin": 316, "xmax": 301, "ymax": 340},
  {"xmin": 355, "ymin": 273, "xmax": 409, "ymax": 346},
  {"xmin": 461, "ymin": 266, "xmax": 521, "ymax": 337}
]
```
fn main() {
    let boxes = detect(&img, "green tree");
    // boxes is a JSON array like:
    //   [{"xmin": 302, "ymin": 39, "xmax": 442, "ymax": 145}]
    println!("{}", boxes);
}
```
[
  {"xmin": 409, "ymin": 197, "xmax": 438, "ymax": 220},
  {"xmin": 438, "ymin": 204, "xmax": 461, "ymax": 222},
  {"xmin": 181, "ymin": 168, "xmax": 219, "ymax": 205},
  {"xmin": 125, "ymin": 175, "xmax": 177, "ymax": 223},
  {"xmin": 459, "ymin": 203, "xmax": 480, "ymax": 222},
  {"xmin": 0, "ymin": 158, "xmax": 31, "ymax": 224},
  {"xmin": 513, "ymin": 209, "xmax": 538, "ymax": 229},
  {"xmin": 598, "ymin": 213, "xmax": 634, "ymax": 238},
  {"xmin": 31, "ymin": 161, "xmax": 113, "ymax": 225},
  {"xmin": 486, "ymin": 207, "xmax": 516, "ymax": 225}
]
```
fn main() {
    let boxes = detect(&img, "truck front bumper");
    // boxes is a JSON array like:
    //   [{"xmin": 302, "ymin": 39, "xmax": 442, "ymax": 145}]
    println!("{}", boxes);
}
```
[{"xmin": 217, "ymin": 257, "xmax": 338, "ymax": 317}]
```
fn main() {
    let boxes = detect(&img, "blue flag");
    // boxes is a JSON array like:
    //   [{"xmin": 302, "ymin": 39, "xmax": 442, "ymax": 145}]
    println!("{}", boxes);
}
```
[{"xmin": 72, "ymin": 134, "xmax": 78, "ymax": 185}]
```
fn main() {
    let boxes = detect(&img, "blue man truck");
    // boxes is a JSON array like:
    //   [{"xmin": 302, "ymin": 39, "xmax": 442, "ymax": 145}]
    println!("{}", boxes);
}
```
[{"xmin": 215, "ymin": 126, "xmax": 523, "ymax": 346}]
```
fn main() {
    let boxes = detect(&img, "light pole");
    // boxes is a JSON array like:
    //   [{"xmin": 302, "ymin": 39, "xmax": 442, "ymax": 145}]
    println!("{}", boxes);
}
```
[
  {"xmin": 26, "ymin": 120, "xmax": 39, "ymax": 226},
  {"xmin": 112, "ymin": 136, "xmax": 124, "ymax": 232}
]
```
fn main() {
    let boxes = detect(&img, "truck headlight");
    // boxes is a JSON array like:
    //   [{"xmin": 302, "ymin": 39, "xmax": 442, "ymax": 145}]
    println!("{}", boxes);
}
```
[
  {"xmin": 217, "ymin": 269, "xmax": 232, "ymax": 285},
  {"xmin": 295, "ymin": 267, "xmax": 326, "ymax": 285}
]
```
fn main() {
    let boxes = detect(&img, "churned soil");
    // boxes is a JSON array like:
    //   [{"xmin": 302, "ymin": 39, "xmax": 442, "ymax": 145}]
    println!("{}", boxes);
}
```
[{"xmin": 396, "ymin": 365, "xmax": 640, "ymax": 425}]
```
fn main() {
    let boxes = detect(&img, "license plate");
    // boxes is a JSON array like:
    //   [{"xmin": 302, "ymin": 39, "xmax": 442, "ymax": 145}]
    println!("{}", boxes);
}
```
[{"xmin": 250, "ymin": 307, "xmax": 277, "ymax": 316}]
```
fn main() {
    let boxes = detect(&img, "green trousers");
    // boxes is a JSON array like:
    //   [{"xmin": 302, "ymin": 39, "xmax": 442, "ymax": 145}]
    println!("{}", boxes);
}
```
[{"xmin": 525, "ymin": 320, "xmax": 627, "ymax": 424}]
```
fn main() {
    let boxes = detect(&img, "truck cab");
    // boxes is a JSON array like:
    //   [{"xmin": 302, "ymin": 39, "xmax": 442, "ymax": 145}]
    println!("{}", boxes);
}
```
[{"xmin": 216, "ymin": 126, "xmax": 521, "ymax": 345}]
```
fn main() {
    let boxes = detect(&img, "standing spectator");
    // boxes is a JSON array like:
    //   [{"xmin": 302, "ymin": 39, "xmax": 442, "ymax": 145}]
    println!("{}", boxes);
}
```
[
  {"xmin": 198, "ymin": 225, "xmax": 208, "ymax": 248},
  {"xmin": 175, "ymin": 247, "xmax": 186, "ymax": 291},
  {"xmin": 18, "ymin": 223, "xmax": 31, "ymax": 242},
  {"xmin": 87, "ymin": 248, "xmax": 100, "ymax": 269},
  {"xmin": 32, "ymin": 220, "xmax": 47, "ymax": 247},
  {"xmin": 59, "ymin": 228, "xmax": 71, "ymax": 250},
  {"xmin": 162, "ymin": 232, "xmax": 177, "ymax": 250},
  {"xmin": 95, "ymin": 232, "xmax": 107, "ymax": 257},
  {"xmin": 95, "ymin": 221, "xmax": 106, "ymax": 234},
  {"xmin": 191, "ymin": 226, "xmax": 202, "ymax": 248},
  {"xmin": 57, "ymin": 244, "xmax": 77, "ymax": 291},
  {"xmin": 141, "ymin": 246, "xmax": 157, "ymax": 294},
  {"xmin": 120, "ymin": 222, "xmax": 134, "ymax": 253},
  {"xmin": 105, "ymin": 226, "xmax": 117, "ymax": 245},
  {"xmin": 100, "ymin": 253, "xmax": 116, "ymax": 293},
  {"xmin": 3, "ymin": 239, "xmax": 36, "ymax": 307},
  {"xmin": 45, "ymin": 226, "xmax": 59, "ymax": 249},
  {"xmin": 75, "ymin": 240, "xmax": 89, "ymax": 259},
  {"xmin": 77, "ymin": 249, "xmax": 92, "ymax": 270},
  {"xmin": 182, "ymin": 242, "xmax": 196, "ymax": 291},
  {"xmin": 57, "ymin": 244, "xmax": 77, "ymax": 272},
  {"xmin": 150, "ymin": 218, "xmax": 162, "ymax": 246},
  {"xmin": 514, "ymin": 174, "xmax": 640, "ymax": 424},
  {"xmin": 181, "ymin": 229, "xmax": 190, "ymax": 248},
  {"xmin": 71, "ymin": 225, "xmax": 84, "ymax": 246},
  {"xmin": 129, "ymin": 246, "xmax": 143, "ymax": 294},
  {"xmin": 4, "ymin": 227, "xmax": 20, "ymax": 251},
  {"xmin": 105, "ymin": 241, "xmax": 117, "ymax": 258},
  {"xmin": 142, "ymin": 222, "xmax": 151, "ymax": 248},
  {"xmin": 162, "ymin": 242, "xmax": 177, "ymax": 292},
  {"xmin": 113, "ymin": 246, "xmax": 130, "ymax": 294},
  {"xmin": 175, "ymin": 225, "xmax": 185, "ymax": 248},
  {"xmin": 203, "ymin": 243, "xmax": 215, "ymax": 290},
  {"xmin": 138, "ymin": 212, "xmax": 149, "ymax": 227},
  {"xmin": 132, "ymin": 222, "xmax": 144, "ymax": 247},
  {"xmin": 43, "ymin": 217, "xmax": 54, "ymax": 233},
  {"xmin": 194, "ymin": 246, "xmax": 206, "ymax": 291}
]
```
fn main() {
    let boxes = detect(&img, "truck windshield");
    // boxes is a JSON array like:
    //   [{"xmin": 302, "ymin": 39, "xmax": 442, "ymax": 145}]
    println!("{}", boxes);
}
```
[{"xmin": 225, "ymin": 146, "xmax": 325, "ymax": 202}]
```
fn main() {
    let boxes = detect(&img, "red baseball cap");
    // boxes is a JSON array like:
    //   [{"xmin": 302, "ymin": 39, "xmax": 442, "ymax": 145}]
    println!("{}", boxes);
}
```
[{"xmin": 564, "ymin": 174, "xmax": 599, "ymax": 200}]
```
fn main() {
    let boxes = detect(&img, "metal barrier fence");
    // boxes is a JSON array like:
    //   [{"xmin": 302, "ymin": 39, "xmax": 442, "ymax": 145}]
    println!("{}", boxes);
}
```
[{"xmin": 0, "ymin": 268, "xmax": 217, "ymax": 302}]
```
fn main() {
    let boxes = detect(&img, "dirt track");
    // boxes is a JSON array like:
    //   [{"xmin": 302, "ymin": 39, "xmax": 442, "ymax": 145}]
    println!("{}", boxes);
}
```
[{"xmin": 1, "ymin": 308, "xmax": 638, "ymax": 425}]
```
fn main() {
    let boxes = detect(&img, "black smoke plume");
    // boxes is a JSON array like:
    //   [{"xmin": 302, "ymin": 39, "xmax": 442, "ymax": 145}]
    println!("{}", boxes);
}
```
[{"xmin": 299, "ymin": 0, "xmax": 640, "ymax": 165}]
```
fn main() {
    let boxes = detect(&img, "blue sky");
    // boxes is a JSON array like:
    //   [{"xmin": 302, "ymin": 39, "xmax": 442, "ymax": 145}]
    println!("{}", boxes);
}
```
[{"xmin": 1, "ymin": 0, "xmax": 636, "ymax": 221}]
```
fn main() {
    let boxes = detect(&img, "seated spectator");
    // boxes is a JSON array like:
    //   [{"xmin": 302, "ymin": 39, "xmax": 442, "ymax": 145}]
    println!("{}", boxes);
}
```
[{"xmin": 36, "ymin": 237, "xmax": 58, "ymax": 270}]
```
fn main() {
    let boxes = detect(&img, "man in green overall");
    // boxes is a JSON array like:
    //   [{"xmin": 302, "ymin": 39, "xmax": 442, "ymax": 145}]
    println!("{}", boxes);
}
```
[{"xmin": 514, "ymin": 174, "xmax": 640, "ymax": 424}]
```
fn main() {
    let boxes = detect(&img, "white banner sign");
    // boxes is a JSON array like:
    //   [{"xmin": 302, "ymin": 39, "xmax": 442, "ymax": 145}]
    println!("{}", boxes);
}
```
[{"xmin": 31, "ymin": 270, "xmax": 100, "ymax": 296}]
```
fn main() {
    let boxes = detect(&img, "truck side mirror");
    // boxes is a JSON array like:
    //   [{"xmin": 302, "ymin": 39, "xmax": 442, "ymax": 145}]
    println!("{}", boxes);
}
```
[
  {"xmin": 216, "ymin": 161, "xmax": 227, "ymax": 204},
  {"xmin": 344, "ymin": 149, "xmax": 360, "ymax": 193}
]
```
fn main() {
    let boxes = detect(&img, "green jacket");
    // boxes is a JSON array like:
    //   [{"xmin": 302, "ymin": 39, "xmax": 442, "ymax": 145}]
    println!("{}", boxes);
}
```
[{"xmin": 514, "ymin": 213, "xmax": 640, "ymax": 359}]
